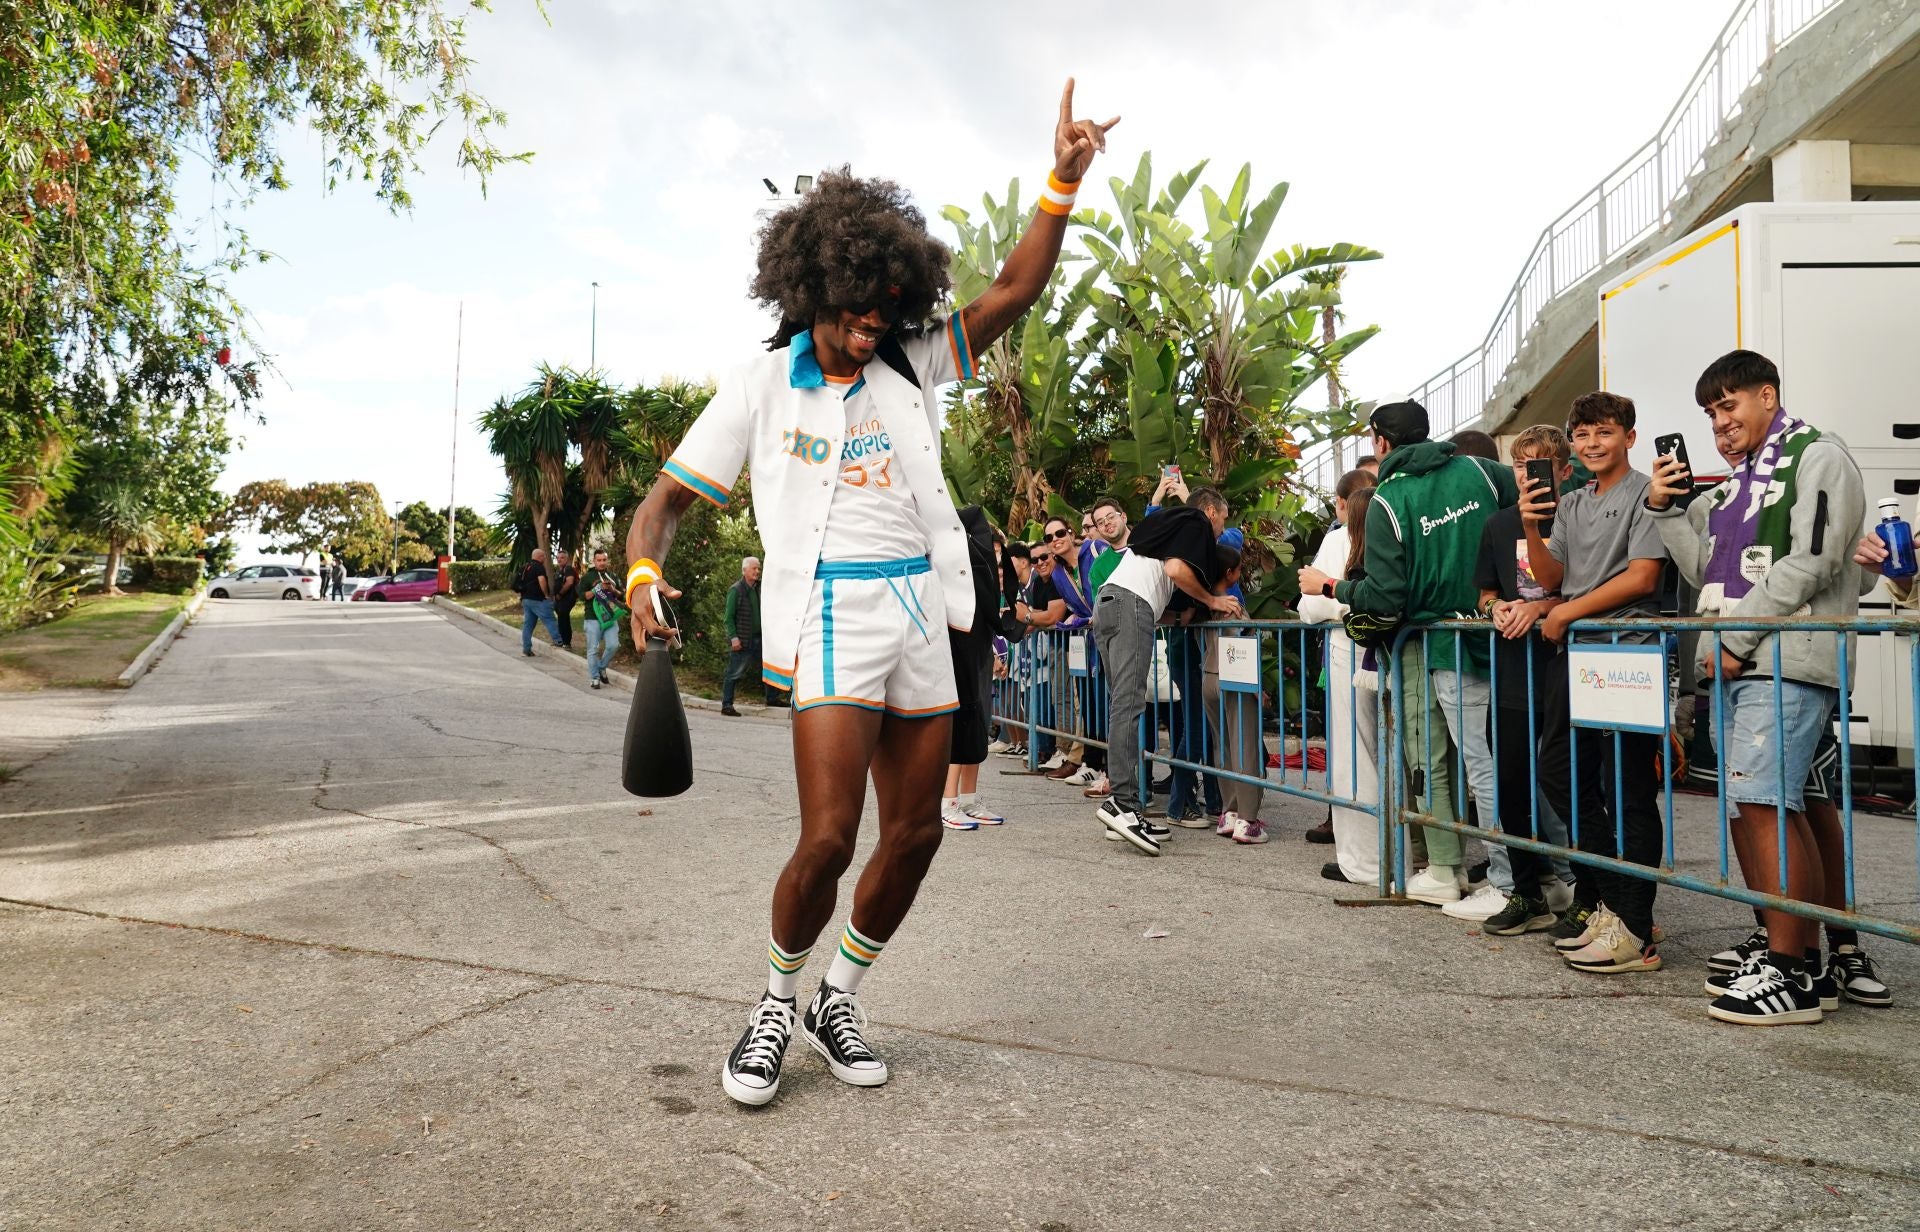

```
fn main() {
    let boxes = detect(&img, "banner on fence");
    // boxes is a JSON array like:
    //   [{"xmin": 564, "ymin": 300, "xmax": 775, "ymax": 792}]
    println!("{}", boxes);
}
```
[
  {"xmin": 1068, "ymin": 635, "xmax": 1088, "ymax": 678},
  {"xmin": 1219, "ymin": 636, "xmax": 1261, "ymax": 694},
  {"xmin": 1568, "ymin": 642, "xmax": 1666, "ymax": 734}
]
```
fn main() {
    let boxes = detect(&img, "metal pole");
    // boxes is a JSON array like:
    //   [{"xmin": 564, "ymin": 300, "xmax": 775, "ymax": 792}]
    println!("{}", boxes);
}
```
[
  {"xmin": 447, "ymin": 301, "xmax": 463, "ymax": 563},
  {"xmin": 590, "ymin": 281, "xmax": 600, "ymax": 370}
]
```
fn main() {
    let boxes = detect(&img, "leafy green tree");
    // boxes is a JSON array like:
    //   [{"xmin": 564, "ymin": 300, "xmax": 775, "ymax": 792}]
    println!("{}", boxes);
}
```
[
  {"xmin": 222, "ymin": 479, "xmax": 389, "ymax": 570},
  {"xmin": 394, "ymin": 500, "xmax": 489, "ymax": 565},
  {"xmin": 59, "ymin": 395, "xmax": 229, "ymax": 592},
  {"xmin": 2, "ymin": 0, "xmax": 526, "ymax": 525}
]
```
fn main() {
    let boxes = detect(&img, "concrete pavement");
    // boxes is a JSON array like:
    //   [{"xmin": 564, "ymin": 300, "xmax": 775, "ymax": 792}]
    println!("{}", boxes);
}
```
[{"xmin": 3, "ymin": 599, "xmax": 1918, "ymax": 1230}]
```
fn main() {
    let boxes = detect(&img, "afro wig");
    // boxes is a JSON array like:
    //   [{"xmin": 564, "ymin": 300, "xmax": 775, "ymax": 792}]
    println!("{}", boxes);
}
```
[{"xmin": 750, "ymin": 167, "xmax": 953, "ymax": 351}]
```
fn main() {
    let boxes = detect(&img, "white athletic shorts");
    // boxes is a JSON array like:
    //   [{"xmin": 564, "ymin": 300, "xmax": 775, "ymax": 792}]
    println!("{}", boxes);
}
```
[{"xmin": 782, "ymin": 556, "xmax": 957, "ymax": 717}]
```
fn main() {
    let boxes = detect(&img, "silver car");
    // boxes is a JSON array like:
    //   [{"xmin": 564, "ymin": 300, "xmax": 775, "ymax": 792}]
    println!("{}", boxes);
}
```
[{"xmin": 206, "ymin": 564, "xmax": 324, "ymax": 601}]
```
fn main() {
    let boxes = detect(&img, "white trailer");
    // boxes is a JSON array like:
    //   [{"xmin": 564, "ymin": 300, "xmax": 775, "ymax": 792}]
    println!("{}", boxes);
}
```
[{"xmin": 1598, "ymin": 201, "xmax": 1920, "ymax": 766}]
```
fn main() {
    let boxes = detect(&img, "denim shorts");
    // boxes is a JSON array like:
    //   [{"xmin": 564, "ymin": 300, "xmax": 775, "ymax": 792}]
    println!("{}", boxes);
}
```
[{"xmin": 1711, "ymin": 677, "xmax": 1837, "ymax": 812}]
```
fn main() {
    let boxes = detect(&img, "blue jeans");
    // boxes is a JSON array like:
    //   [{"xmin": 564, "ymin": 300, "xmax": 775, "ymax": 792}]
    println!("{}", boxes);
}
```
[
  {"xmin": 1713, "ymin": 677, "xmax": 1836, "ymax": 812},
  {"xmin": 585, "ymin": 617, "xmax": 620, "ymax": 681},
  {"xmin": 721, "ymin": 639, "xmax": 765, "ymax": 707},
  {"xmin": 521, "ymin": 598, "xmax": 561, "ymax": 652}
]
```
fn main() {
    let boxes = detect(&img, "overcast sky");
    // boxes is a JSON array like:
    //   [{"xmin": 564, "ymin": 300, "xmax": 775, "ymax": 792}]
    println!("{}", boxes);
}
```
[{"xmin": 214, "ymin": 0, "xmax": 1735, "ymax": 533}]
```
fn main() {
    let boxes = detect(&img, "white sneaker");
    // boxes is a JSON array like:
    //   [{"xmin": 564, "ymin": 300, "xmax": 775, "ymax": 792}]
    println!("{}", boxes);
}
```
[
  {"xmin": 1038, "ymin": 751, "xmax": 1067, "ymax": 771},
  {"xmin": 1062, "ymin": 766, "xmax": 1098, "ymax": 787},
  {"xmin": 1441, "ymin": 883, "xmax": 1509, "ymax": 921},
  {"xmin": 1406, "ymin": 866, "xmax": 1464, "ymax": 905},
  {"xmin": 1543, "ymin": 879, "xmax": 1575, "ymax": 915},
  {"xmin": 1081, "ymin": 772, "xmax": 1112, "ymax": 799},
  {"xmin": 940, "ymin": 802, "xmax": 979, "ymax": 831},
  {"xmin": 986, "ymin": 738, "xmax": 1012, "ymax": 754},
  {"xmin": 961, "ymin": 801, "xmax": 1006, "ymax": 826}
]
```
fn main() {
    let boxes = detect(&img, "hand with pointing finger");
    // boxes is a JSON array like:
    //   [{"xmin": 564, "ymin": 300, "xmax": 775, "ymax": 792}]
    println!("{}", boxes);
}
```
[{"xmin": 1054, "ymin": 77, "xmax": 1119, "ymax": 185}]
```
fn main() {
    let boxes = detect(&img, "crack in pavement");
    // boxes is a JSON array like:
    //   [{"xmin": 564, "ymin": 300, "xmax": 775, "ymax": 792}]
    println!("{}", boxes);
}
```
[
  {"xmin": 82, "ymin": 979, "xmax": 566, "ymax": 1207},
  {"xmin": 408, "ymin": 712, "xmax": 607, "ymax": 759},
  {"xmin": 8, "ymin": 892, "xmax": 1918, "ymax": 1193},
  {"xmin": 312, "ymin": 759, "xmax": 603, "ymax": 932}
]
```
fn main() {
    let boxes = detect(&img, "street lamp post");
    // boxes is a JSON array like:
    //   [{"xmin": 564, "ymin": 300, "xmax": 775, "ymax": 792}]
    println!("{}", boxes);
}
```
[
  {"xmin": 590, "ymin": 281, "xmax": 600, "ymax": 370},
  {"xmin": 390, "ymin": 500, "xmax": 404, "ymax": 577}
]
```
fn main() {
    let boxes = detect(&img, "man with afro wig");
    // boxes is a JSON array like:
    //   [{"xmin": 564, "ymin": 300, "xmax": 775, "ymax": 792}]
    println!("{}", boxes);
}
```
[{"xmin": 626, "ymin": 81, "xmax": 1118, "ymax": 1106}]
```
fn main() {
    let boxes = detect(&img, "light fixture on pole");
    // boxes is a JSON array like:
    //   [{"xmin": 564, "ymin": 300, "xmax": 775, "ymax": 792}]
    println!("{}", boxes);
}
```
[{"xmin": 590, "ymin": 281, "xmax": 600, "ymax": 370}]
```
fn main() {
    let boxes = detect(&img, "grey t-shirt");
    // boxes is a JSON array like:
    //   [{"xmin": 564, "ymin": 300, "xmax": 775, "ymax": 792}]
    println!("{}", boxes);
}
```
[{"xmin": 1548, "ymin": 469, "xmax": 1668, "ymax": 641}]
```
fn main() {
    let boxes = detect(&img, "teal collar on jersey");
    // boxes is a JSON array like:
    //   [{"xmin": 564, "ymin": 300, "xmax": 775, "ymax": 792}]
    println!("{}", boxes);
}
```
[{"xmin": 787, "ymin": 330, "xmax": 864, "ymax": 399}]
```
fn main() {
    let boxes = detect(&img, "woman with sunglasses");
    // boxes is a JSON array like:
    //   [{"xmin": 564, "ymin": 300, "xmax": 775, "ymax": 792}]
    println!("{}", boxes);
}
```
[{"xmin": 625, "ymin": 81, "xmax": 1118, "ymax": 1108}]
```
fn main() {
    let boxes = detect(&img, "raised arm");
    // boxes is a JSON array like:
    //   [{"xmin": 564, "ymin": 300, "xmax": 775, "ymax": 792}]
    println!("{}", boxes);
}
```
[{"xmin": 959, "ymin": 79, "xmax": 1118, "ymax": 352}]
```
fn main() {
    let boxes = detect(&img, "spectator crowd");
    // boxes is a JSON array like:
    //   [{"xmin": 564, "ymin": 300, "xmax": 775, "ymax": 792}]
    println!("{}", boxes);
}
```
[{"xmin": 972, "ymin": 348, "xmax": 1909, "ymax": 1029}]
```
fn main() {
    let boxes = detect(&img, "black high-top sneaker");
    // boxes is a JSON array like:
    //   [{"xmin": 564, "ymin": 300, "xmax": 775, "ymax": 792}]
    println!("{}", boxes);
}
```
[
  {"xmin": 801, "ymin": 981, "xmax": 889, "ymax": 1087},
  {"xmin": 721, "ymin": 995, "xmax": 796, "ymax": 1106}
]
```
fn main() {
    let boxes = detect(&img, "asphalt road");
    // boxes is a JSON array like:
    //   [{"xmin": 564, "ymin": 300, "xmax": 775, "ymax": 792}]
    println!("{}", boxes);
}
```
[{"xmin": 3, "ymin": 599, "xmax": 1918, "ymax": 1231}]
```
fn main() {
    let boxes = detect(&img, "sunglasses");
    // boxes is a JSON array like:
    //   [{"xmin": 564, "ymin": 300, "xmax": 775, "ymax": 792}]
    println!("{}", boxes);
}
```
[
  {"xmin": 842, "ymin": 293, "xmax": 903, "ymax": 323},
  {"xmin": 1047, "ymin": 528, "xmax": 1073, "ymax": 540}
]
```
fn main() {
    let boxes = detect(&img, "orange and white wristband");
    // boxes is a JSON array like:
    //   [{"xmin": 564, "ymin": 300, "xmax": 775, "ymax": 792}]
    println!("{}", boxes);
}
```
[
  {"xmin": 1037, "ymin": 170, "xmax": 1079, "ymax": 216},
  {"xmin": 625, "ymin": 558, "xmax": 661, "ymax": 608}
]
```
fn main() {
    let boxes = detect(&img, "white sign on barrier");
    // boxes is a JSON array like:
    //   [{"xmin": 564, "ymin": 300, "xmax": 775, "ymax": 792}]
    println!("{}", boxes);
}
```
[
  {"xmin": 1567, "ymin": 643, "xmax": 1667, "ymax": 734},
  {"xmin": 1067, "ymin": 635, "xmax": 1088, "ymax": 677},
  {"xmin": 1219, "ymin": 636, "xmax": 1261, "ymax": 693}
]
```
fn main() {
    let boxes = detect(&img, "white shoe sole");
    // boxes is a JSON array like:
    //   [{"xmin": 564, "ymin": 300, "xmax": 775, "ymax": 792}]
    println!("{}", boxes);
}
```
[
  {"xmin": 1098, "ymin": 811, "xmax": 1161, "ymax": 855},
  {"xmin": 1706, "ymin": 1003, "xmax": 1822, "ymax": 1026},
  {"xmin": 1440, "ymin": 899, "xmax": 1505, "ymax": 921},
  {"xmin": 721, "ymin": 1066, "xmax": 781, "ymax": 1106},
  {"xmin": 1406, "ymin": 885, "xmax": 1463, "ymax": 906},
  {"xmin": 803, "ymin": 1030, "xmax": 889, "ymax": 1086}
]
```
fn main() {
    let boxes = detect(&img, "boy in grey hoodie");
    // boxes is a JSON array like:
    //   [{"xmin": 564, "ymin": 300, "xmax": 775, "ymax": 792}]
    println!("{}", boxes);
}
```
[{"xmin": 1646, "ymin": 350, "xmax": 1864, "ymax": 1026}]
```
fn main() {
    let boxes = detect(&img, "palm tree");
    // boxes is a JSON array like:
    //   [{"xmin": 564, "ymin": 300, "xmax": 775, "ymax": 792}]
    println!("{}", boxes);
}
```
[
  {"xmin": 482, "ymin": 365, "xmax": 580, "ymax": 557},
  {"xmin": 74, "ymin": 480, "xmax": 162, "ymax": 595}
]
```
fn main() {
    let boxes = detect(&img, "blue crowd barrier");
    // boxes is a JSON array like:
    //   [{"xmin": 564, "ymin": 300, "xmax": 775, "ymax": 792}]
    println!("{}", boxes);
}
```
[{"xmin": 989, "ymin": 613, "xmax": 1920, "ymax": 943}]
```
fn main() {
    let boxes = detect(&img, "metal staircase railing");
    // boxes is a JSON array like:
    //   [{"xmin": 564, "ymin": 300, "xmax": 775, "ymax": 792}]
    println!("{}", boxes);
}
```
[{"xmin": 1295, "ymin": 0, "xmax": 1842, "ymax": 495}]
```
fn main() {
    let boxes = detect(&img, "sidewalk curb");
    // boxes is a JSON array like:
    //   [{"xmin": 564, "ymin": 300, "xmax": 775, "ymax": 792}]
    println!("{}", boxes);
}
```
[
  {"xmin": 427, "ymin": 595, "xmax": 769, "ymax": 716},
  {"xmin": 117, "ymin": 588, "xmax": 209, "ymax": 688}
]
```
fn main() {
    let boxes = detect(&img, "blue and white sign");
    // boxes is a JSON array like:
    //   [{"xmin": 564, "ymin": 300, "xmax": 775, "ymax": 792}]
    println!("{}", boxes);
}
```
[
  {"xmin": 1568, "ymin": 643, "xmax": 1668, "ymax": 734},
  {"xmin": 1068, "ymin": 635, "xmax": 1089, "ymax": 678},
  {"xmin": 1219, "ymin": 636, "xmax": 1262, "ymax": 694}
]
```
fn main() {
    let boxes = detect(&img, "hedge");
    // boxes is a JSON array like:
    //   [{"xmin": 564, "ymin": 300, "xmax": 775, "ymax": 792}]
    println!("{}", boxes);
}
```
[
  {"xmin": 449, "ymin": 559, "xmax": 512, "ymax": 593},
  {"xmin": 129, "ymin": 555, "xmax": 206, "ymax": 594}
]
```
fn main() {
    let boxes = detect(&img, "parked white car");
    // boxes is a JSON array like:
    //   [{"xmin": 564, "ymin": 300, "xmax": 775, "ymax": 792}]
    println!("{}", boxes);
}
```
[{"xmin": 206, "ymin": 564, "xmax": 324, "ymax": 601}]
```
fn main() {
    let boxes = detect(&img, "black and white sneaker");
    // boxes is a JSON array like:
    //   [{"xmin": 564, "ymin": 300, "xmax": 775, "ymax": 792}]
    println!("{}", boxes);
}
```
[
  {"xmin": 801, "ymin": 981, "xmax": 888, "ymax": 1087},
  {"xmin": 1831, "ymin": 944, "xmax": 1892, "ymax": 1007},
  {"xmin": 1703, "ymin": 951, "xmax": 1764, "ymax": 998},
  {"xmin": 1707, "ymin": 959, "xmax": 1824, "ymax": 1027},
  {"xmin": 721, "ymin": 995, "xmax": 796, "ymax": 1106},
  {"xmin": 1096, "ymin": 800, "xmax": 1162, "ymax": 855},
  {"xmin": 1706, "ymin": 925, "xmax": 1768, "ymax": 975},
  {"xmin": 1812, "ymin": 957, "xmax": 1841, "ymax": 1012}
]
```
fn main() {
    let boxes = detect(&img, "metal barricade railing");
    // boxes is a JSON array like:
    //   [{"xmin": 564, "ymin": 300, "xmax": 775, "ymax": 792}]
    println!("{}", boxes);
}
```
[
  {"xmin": 1387, "ymin": 616, "xmax": 1919, "ymax": 945},
  {"xmin": 990, "ymin": 612, "xmax": 1920, "ymax": 944},
  {"xmin": 989, "ymin": 620, "xmax": 1395, "ymax": 893}
]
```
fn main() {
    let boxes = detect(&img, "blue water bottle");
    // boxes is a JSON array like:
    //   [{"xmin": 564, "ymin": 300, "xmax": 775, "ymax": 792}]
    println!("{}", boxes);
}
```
[{"xmin": 1876, "ymin": 498, "xmax": 1918, "ymax": 580}]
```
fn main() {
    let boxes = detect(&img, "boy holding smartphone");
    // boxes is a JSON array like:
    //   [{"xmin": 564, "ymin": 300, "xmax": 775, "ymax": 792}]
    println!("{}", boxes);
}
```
[{"xmin": 1519, "ymin": 392, "xmax": 1670, "ymax": 974}]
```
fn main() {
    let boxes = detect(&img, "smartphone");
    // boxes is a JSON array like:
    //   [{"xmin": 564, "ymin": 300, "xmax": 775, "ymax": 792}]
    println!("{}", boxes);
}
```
[
  {"xmin": 1523, "ymin": 458, "xmax": 1559, "ymax": 510},
  {"xmin": 1654, "ymin": 433, "xmax": 1692, "ymax": 480},
  {"xmin": 1161, "ymin": 463, "xmax": 1182, "ymax": 481}
]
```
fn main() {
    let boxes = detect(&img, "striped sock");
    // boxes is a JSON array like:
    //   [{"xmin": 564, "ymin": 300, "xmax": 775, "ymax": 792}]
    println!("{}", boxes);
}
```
[
  {"xmin": 766, "ymin": 934, "xmax": 811, "ymax": 1000},
  {"xmin": 824, "ymin": 921, "xmax": 885, "ymax": 994}
]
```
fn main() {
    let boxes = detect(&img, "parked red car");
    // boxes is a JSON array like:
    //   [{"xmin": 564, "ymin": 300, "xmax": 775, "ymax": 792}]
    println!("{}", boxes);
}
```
[{"xmin": 351, "ymin": 567, "xmax": 441, "ymax": 602}]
